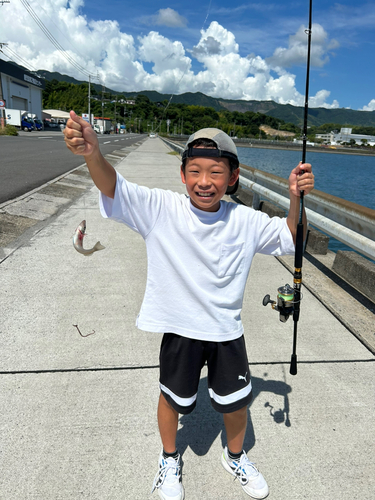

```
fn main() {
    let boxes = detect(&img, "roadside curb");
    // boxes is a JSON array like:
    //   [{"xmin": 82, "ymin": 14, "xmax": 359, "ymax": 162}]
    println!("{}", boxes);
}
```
[{"xmin": 0, "ymin": 139, "xmax": 147, "ymax": 263}]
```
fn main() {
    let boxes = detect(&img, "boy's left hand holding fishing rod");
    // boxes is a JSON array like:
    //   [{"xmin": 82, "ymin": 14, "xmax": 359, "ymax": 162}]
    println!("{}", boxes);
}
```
[{"xmin": 286, "ymin": 162, "xmax": 314, "ymax": 243}]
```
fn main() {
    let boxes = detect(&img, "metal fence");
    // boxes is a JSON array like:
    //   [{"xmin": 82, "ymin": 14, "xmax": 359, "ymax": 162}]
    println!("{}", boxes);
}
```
[{"xmin": 161, "ymin": 137, "xmax": 375, "ymax": 261}]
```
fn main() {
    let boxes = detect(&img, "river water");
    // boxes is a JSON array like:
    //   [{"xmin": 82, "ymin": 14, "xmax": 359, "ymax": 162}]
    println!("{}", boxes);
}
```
[{"xmin": 237, "ymin": 146, "xmax": 375, "ymax": 254}]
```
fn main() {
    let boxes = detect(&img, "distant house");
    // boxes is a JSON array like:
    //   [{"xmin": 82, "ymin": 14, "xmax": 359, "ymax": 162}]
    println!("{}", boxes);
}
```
[{"xmin": 316, "ymin": 128, "xmax": 375, "ymax": 146}]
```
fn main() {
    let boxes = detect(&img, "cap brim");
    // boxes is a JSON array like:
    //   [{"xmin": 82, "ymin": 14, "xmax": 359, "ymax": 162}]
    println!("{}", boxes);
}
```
[{"xmin": 225, "ymin": 178, "xmax": 239, "ymax": 196}]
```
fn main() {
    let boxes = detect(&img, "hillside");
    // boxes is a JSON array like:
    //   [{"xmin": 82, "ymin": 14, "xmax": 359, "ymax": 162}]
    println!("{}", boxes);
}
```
[
  {"xmin": 259, "ymin": 125, "xmax": 295, "ymax": 138},
  {"xmin": 217, "ymin": 100, "xmax": 375, "ymax": 127},
  {"xmin": 35, "ymin": 67, "xmax": 375, "ymax": 127}
]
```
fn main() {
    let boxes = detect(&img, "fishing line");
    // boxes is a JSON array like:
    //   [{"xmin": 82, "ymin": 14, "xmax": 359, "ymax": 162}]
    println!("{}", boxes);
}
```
[
  {"xmin": 156, "ymin": 0, "xmax": 213, "ymax": 134},
  {"xmin": 201, "ymin": 0, "xmax": 213, "ymax": 31},
  {"xmin": 156, "ymin": 61, "xmax": 189, "ymax": 134},
  {"xmin": 2, "ymin": 358, "xmax": 373, "ymax": 376}
]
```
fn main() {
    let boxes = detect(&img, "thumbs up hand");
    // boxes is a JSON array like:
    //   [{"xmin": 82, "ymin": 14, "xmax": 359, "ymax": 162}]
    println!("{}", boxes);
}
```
[{"xmin": 63, "ymin": 110, "xmax": 98, "ymax": 156}]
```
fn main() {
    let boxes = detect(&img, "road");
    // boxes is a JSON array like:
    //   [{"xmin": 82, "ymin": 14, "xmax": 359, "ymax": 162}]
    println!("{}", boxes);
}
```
[{"xmin": 0, "ymin": 130, "xmax": 145, "ymax": 203}]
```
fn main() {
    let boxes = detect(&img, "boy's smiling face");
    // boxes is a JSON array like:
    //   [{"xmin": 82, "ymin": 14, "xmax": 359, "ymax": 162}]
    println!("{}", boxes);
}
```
[{"xmin": 181, "ymin": 148, "xmax": 240, "ymax": 212}]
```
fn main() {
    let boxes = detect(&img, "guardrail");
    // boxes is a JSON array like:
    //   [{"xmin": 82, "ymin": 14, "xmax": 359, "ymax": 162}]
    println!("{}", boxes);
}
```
[{"xmin": 160, "ymin": 137, "xmax": 375, "ymax": 261}]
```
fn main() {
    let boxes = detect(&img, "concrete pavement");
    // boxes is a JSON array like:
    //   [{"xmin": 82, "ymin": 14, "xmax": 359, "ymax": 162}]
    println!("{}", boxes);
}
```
[{"xmin": 1, "ymin": 137, "xmax": 374, "ymax": 499}]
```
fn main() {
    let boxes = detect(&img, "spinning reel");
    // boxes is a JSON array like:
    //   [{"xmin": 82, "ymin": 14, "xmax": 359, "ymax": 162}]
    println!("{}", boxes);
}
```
[{"xmin": 263, "ymin": 284, "xmax": 301, "ymax": 323}]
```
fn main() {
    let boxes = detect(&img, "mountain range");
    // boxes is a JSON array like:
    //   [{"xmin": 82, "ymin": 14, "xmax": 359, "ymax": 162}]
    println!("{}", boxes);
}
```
[{"xmin": 36, "ymin": 69, "xmax": 375, "ymax": 128}]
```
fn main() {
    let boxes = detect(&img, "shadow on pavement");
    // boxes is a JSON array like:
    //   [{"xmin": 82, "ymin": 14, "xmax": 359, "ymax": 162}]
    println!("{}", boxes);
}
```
[{"xmin": 177, "ymin": 372, "xmax": 292, "ymax": 457}]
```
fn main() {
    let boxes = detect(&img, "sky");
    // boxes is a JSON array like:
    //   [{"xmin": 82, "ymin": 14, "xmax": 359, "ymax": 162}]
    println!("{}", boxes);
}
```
[{"xmin": 1, "ymin": 0, "xmax": 375, "ymax": 111}]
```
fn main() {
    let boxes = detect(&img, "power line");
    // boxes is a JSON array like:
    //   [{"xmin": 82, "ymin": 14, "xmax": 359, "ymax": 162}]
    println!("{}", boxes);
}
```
[
  {"xmin": 19, "ymin": 0, "xmax": 94, "ymax": 79},
  {"xmin": 30, "ymin": 0, "xmax": 91, "ymax": 64},
  {"xmin": 156, "ymin": 0, "xmax": 213, "ymax": 134},
  {"xmin": 1, "ymin": 45, "xmax": 38, "ymax": 73}
]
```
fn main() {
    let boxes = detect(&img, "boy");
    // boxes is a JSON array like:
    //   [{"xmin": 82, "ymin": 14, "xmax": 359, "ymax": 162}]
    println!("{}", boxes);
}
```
[{"xmin": 64, "ymin": 112, "xmax": 314, "ymax": 500}]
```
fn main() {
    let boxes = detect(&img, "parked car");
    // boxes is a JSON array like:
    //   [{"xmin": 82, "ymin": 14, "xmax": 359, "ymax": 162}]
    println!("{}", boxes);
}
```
[{"xmin": 33, "ymin": 119, "xmax": 43, "ymax": 131}]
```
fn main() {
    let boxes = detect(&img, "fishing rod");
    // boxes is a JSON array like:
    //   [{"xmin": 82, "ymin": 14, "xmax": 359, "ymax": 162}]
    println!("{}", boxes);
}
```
[{"xmin": 262, "ymin": 0, "xmax": 312, "ymax": 376}]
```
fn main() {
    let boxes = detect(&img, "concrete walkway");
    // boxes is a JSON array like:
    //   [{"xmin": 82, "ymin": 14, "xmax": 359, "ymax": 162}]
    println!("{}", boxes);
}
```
[{"xmin": 1, "ymin": 138, "xmax": 374, "ymax": 500}]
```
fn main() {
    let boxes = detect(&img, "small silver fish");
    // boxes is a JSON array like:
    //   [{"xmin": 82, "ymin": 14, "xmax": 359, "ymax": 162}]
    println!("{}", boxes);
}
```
[{"xmin": 73, "ymin": 220, "xmax": 105, "ymax": 256}]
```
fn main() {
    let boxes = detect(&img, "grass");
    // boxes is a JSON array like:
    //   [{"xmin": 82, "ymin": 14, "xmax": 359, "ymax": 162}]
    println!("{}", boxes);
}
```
[{"xmin": 0, "ymin": 125, "xmax": 18, "ymax": 136}]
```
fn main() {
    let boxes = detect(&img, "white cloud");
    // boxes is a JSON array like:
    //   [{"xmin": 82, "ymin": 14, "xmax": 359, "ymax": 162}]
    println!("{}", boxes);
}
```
[
  {"xmin": 141, "ymin": 8, "xmax": 187, "ymax": 28},
  {"xmin": 309, "ymin": 90, "xmax": 339, "ymax": 109},
  {"xmin": 1, "ymin": 1, "xmax": 340, "ymax": 108},
  {"xmin": 192, "ymin": 21, "xmax": 239, "ymax": 58},
  {"xmin": 153, "ymin": 8, "xmax": 187, "ymax": 28},
  {"xmin": 362, "ymin": 99, "xmax": 375, "ymax": 111},
  {"xmin": 267, "ymin": 23, "xmax": 339, "ymax": 69}
]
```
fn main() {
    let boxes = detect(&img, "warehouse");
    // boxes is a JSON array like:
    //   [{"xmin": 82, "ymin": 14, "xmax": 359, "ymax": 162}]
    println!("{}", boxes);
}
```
[{"xmin": 0, "ymin": 59, "xmax": 45, "ymax": 116}]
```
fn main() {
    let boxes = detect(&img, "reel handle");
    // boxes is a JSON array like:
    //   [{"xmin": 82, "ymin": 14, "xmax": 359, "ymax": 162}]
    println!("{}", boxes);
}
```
[{"xmin": 262, "ymin": 294, "xmax": 275, "ymax": 307}]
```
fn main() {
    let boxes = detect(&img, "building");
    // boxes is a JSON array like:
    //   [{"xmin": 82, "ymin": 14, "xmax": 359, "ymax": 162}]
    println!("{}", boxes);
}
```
[
  {"xmin": 0, "ymin": 59, "xmax": 45, "ymax": 117},
  {"xmin": 42, "ymin": 109, "xmax": 71, "ymax": 121},
  {"xmin": 316, "ymin": 128, "xmax": 375, "ymax": 146}
]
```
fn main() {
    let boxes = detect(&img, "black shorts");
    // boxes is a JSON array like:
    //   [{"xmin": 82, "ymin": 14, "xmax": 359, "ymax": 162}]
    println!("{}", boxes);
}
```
[{"xmin": 159, "ymin": 333, "xmax": 252, "ymax": 415}]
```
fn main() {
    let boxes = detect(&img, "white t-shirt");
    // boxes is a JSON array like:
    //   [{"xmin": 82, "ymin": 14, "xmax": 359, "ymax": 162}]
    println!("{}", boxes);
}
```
[{"xmin": 100, "ymin": 172, "xmax": 295, "ymax": 341}]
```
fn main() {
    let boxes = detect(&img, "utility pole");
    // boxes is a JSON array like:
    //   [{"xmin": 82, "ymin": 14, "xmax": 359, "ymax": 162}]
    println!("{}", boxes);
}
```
[
  {"xmin": 101, "ymin": 84, "xmax": 104, "ymax": 134},
  {"xmin": 0, "ymin": 4, "xmax": 9, "ymax": 129},
  {"xmin": 88, "ymin": 75, "xmax": 91, "ymax": 126},
  {"xmin": 114, "ymin": 96, "xmax": 117, "ymax": 133},
  {"xmin": 0, "ymin": 44, "xmax": 7, "ymax": 102}
]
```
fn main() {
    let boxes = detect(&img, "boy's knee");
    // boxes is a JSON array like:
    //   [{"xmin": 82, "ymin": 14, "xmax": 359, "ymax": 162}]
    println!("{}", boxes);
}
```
[
  {"xmin": 224, "ymin": 405, "xmax": 248, "ymax": 418},
  {"xmin": 159, "ymin": 392, "xmax": 179, "ymax": 414}
]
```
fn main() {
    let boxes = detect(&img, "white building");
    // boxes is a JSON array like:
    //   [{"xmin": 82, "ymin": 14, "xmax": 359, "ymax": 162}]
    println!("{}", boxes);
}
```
[
  {"xmin": 42, "ymin": 109, "xmax": 71, "ymax": 121},
  {"xmin": 0, "ymin": 59, "xmax": 45, "ymax": 117},
  {"xmin": 316, "ymin": 128, "xmax": 375, "ymax": 146}
]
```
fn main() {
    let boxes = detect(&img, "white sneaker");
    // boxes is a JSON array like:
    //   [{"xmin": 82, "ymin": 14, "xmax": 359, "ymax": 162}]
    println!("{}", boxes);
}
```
[
  {"xmin": 152, "ymin": 451, "xmax": 184, "ymax": 500},
  {"xmin": 221, "ymin": 446, "xmax": 269, "ymax": 499}
]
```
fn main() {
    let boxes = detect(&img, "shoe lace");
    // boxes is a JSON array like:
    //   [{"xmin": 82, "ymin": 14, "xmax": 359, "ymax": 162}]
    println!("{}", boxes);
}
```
[
  {"xmin": 232, "ymin": 454, "xmax": 259, "ymax": 486},
  {"xmin": 151, "ymin": 456, "xmax": 181, "ymax": 493}
]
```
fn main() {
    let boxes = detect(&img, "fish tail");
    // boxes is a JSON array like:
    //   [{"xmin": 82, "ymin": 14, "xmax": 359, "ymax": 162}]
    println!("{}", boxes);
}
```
[{"xmin": 94, "ymin": 241, "xmax": 105, "ymax": 251}]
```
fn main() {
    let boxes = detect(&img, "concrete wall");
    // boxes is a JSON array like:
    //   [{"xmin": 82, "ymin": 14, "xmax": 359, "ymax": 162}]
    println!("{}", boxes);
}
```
[{"xmin": 333, "ymin": 251, "xmax": 375, "ymax": 301}]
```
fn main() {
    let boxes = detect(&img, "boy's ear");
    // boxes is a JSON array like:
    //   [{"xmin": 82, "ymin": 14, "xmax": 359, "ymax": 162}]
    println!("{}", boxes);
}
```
[
  {"xmin": 180, "ymin": 165, "xmax": 186, "ymax": 184},
  {"xmin": 228, "ymin": 168, "xmax": 240, "ymax": 186}
]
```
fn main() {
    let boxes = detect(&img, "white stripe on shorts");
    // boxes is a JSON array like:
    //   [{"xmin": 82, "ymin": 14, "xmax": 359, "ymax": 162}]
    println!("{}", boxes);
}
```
[
  {"xmin": 208, "ymin": 381, "xmax": 252, "ymax": 406},
  {"xmin": 160, "ymin": 383, "xmax": 197, "ymax": 407}
]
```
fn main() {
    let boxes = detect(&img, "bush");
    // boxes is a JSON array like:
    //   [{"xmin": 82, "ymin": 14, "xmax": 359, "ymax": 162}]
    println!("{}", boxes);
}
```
[{"xmin": 0, "ymin": 124, "xmax": 18, "ymax": 136}]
